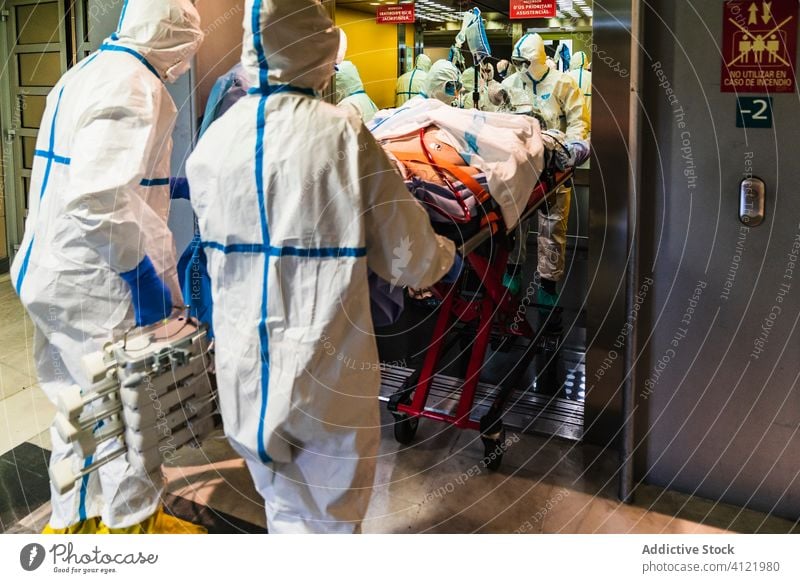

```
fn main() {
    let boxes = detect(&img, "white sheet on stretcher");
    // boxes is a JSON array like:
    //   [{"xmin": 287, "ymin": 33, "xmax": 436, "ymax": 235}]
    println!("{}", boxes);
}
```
[{"xmin": 369, "ymin": 99, "xmax": 545, "ymax": 229}]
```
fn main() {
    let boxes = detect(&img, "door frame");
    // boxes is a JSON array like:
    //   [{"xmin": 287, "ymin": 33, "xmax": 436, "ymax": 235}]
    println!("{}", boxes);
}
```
[
  {"xmin": 0, "ymin": 0, "xmax": 16, "ymax": 266},
  {"xmin": 0, "ymin": 0, "xmax": 75, "ymax": 268}
]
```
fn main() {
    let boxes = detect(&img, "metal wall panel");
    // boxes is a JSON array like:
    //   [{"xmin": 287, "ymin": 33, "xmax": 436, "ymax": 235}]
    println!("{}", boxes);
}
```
[{"xmin": 636, "ymin": 0, "xmax": 800, "ymax": 520}]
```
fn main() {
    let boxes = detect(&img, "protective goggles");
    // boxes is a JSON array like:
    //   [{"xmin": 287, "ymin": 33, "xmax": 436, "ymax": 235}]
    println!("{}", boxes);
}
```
[
  {"xmin": 511, "ymin": 57, "xmax": 530, "ymax": 70},
  {"xmin": 445, "ymin": 80, "xmax": 464, "ymax": 96}
]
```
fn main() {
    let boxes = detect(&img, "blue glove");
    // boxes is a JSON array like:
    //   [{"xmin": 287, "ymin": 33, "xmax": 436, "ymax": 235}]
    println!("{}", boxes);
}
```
[
  {"xmin": 120, "ymin": 256, "xmax": 174, "ymax": 327},
  {"xmin": 169, "ymin": 177, "xmax": 191, "ymax": 201},
  {"xmin": 442, "ymin": 254, "xmax": 464, "ymax": 284},
  {"xmin": 178, "ymin": 235, "xmax": 215, "ymax": 339}
]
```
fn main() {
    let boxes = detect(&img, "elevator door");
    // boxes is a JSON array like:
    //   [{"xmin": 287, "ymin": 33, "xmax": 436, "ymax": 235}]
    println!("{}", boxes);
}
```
[{"xmin": 1, "ymin": 0, "xmax": 69, "ymax": 264}]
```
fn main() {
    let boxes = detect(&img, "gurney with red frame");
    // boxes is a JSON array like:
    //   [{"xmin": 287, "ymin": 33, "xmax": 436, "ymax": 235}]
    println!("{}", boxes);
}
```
[{"xmin": 386, "ymin": 160, "xmax": 575, "ymax": 471}]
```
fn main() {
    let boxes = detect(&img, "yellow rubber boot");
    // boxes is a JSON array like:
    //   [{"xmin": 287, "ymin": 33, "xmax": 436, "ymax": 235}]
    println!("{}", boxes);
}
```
[
  {"xmin": 99, "ymin": 507, "xmax": 207, "ymax": 534},
  {"xmin": 42, "ymin": 517, "xmax": 102, "ymax": 534}
]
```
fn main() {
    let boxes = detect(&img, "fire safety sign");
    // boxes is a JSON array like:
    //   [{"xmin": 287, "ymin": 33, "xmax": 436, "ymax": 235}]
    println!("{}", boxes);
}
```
[{"xmin": 721, "ymin": 1, "xmax": 798, "ymax": 93}]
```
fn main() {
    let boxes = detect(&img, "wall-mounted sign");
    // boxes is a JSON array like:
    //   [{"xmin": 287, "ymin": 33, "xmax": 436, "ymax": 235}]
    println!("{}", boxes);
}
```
[
  {"xmin": 721, "ymin": 1, "xmax": 798, "ymax": 93},
  {"xmin": 376, "ymin": 4, "xmax": 416, "ymax": 24},
  {"xmin": 510, "ymin": 0, "xmax": 557, "ymax": 20},
  {"xmin": 736, "ymin": 96, "xmax": 773, "ymax": 128}
]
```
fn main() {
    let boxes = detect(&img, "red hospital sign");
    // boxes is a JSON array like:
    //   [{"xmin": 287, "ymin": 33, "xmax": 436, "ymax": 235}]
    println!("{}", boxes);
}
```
[
  {"xmin": 376, "ymin": 5, "xmax": 416, "ymax": 24},
  {"xmin": 510, "ymin": 0, "xmax": 557, "ymax": 20},
  {"xmin": 721, "ymin": 1, "xmax": 798, "ymax": 93}
]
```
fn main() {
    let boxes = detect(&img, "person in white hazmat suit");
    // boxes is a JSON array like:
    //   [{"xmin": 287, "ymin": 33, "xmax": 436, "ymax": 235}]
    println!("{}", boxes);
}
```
[
  {"xmin": 186, "ymin": 0, "xmax": 458, "ymax": 534},
  {"xmin": 501, "ymin": 33, "xmax": 589, "ymax": 329},
  {"xmin": 420, "ymin": 59, "xmax": 462, "ymax": 105},
  {"xmin": 460, "ymin": 63, "xmax": 499, "ymax": 110},
  {"xmin": 460, "ymin": 66, "xmax": 478, "ymax": 109},
  {"xmin": 335, "ymin": 60, "xmax": 379, "ymax": 123},
  {"xmin": 567, "ymin": 51, "xmax": 592, "ymax": 123},
  {"xmin": 10, "ymin": 0, "xmax": 205, "ymax": 534},
  {"xmin": 395, "ymin": 54, "xmax": 432, "ymax": 106}
]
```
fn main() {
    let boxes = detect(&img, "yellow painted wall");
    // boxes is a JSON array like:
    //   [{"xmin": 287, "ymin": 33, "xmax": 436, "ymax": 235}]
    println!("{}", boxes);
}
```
[
  {"xmin": 336, "ymin": 8, "xmax": 398, "ymax": 109},
  {"xmin": 405, "ymin": 25, "xmax": 415, "ymax": 71}
]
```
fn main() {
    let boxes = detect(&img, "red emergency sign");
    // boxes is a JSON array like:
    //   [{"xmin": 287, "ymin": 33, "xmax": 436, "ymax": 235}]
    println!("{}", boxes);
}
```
[
  {"xmin": 721, "ymin": 1, "xmax": 798, "ymax": 93},
  {"xmin": 376, "ymin": 4, "xmax": 416, "ymax": 24},
  {"xmin": 510, "ymin": 0, "xmax": 557, "ymax": 20}
]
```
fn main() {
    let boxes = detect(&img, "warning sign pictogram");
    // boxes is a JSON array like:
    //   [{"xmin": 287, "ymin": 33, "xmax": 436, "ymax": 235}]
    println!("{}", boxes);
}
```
[{"xmin": 721, "ymin": 1, "xmax": 798, "ymax": 93}]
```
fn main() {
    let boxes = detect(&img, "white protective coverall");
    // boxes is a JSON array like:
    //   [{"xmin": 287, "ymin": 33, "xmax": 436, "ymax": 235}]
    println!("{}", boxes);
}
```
[
  {"xmin": 460, "ymin": 66, "xmax": 478, "ymax": 109},
  {"xmin": 186, "ymin": 0, "xmax": 456, "ymax": 534},
  {"xmin": 335, "ymin": 61, "xmax": 379, "ymax": 123},
  {"xmin": 10, "ymin": 0, "xmax": 203, "ymax": 529},
  {"xmin": 567, "ymin": 51, "xmax": 592, "ymax": 123},
  {"xmin": 501, "ymin": 33, "xmax": 589, "ymax": 280},
  {"xmin": 395, "ymin": 54, "xmax": 432, "ymax": 106}
]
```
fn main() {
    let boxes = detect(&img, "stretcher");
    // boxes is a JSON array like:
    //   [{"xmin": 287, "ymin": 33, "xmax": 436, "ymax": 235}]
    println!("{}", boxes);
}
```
[{"xmin": 384, "ymin": 128, "xmax": 585, "ymax": 470}]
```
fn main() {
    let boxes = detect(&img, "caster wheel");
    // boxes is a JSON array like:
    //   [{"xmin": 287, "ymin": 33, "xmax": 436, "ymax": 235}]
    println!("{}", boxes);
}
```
[
  {"xmin": 482, "ymin": 427, "xmax": 506, "ymax": 471},
  {"xmin": 393, "ymin": 415, "xmax": 419, "ymax": 445}
]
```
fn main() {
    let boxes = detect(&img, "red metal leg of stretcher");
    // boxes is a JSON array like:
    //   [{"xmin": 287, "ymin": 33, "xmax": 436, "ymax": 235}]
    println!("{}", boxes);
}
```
[
  {"xmin": 398, "ymin": 289, "xmax": 455, "ymax": 417},
  {"xmin": 467, "ymin": 250, "xmax": 510, "ymax": 310},
  {"xmin": 389, "ymin": 169, "xmax": 578, "ymax": 469},
  {"xmin": 398, "ymin": 260, "xmax": 504, "ymax": 430},
  {"xmin": 452, "ymin": 298, "xmax": 493, "ymax": 428}
]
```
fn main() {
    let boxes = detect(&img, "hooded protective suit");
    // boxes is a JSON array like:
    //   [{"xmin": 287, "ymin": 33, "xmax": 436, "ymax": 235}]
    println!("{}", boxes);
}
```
[
  {"xmin": 459, "ymin": 63, "xmax": 498, "ymax": 110},
  {"xmin": 567, "ymin": 51, "xmax": 592, "ymax": 122},
  {"xmin": 421, "ymin": 59, "xmax": 462, "ymax": 106},
  {"xmin": 335, "ymin": 61, "xmax": 378, "ymax": 123},
  {"xmin": 10, "ymin": 0, "xmax": 203, "ymax": 530},
  {"xmin": 501, "ymin": 33, "xmax": 589, "ymax": 282},
  {"xmin": 395, "ymin": 54, "xmax": 431, "ymax": 106},
  {"xmin": 502, "ymin": 34, "xmax": 588, "ymax": 140},
  {"xmin": 186, "ymin": 0, "xmax": 455, "ymax": 534},
  {"xmin": 460, "ymin": 66, "xmax": 477, "ymax": 109}
]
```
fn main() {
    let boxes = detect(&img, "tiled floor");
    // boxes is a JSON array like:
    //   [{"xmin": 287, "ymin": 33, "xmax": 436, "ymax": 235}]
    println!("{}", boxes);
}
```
[
  {"xmin": 1, "ymin": 274, "xmax": 798, "ymax": 534},
  {"xmin": 0, "ymin": 274, "xmax": 52, "ymax": 458}
]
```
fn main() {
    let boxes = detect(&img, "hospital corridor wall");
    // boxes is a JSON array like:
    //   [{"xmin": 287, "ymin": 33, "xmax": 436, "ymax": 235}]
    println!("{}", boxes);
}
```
[{"xmin": 336, "ymin": 6, "xmax": 399, "ymax": 109}]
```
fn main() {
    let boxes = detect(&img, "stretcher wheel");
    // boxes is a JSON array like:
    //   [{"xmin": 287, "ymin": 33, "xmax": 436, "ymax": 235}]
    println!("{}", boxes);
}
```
[
  {"xmin": 393, "ymin": 414, "xmax": 419, "ymax": 445},
  {"xmin": 482, "ymin": 427, "xmax": 506, "ymax": 472}
]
